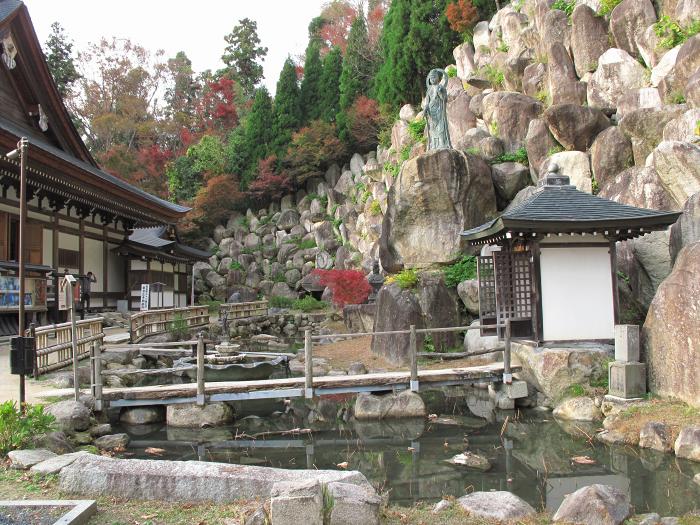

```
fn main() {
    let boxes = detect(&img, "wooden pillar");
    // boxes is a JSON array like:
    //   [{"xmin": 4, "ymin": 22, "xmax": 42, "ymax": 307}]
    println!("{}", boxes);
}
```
[
  {"xmin": 78, "ymin": 219, "xmax": 84, "ymax": 274},
  {"xmin": 530, "ymin": 238, "xmax": 543, "ymax": 343},
  {"xmin": 609, "ymin": 240, "xmax": 620, "ymax": 325},
  {"xmin": 52, "ymin": 212, "xmax": 59, "ymax": 269},
  {"xmin": 102, "ymin": 224, "xmax": 108, "ymax": 307}
]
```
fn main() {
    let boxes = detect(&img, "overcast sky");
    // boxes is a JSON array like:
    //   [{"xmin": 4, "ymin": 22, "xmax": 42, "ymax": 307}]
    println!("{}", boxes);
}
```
[{"xmin": 24, "ymin": 0, "xmax": 326, "ymax": 94}]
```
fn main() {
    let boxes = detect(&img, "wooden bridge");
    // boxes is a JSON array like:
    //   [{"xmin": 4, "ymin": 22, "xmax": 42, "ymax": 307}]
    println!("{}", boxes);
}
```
[{"xmin": 37, "ymin": 322, "xmax": 520, "ymax": 409}]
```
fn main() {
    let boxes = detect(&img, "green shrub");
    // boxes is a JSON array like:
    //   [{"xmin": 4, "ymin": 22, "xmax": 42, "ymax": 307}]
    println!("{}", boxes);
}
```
[
  {"xmin": 228, "ymin": 260, "xmax": 244, "ymax": 271},
  {"xmin": 407, "ymin": 118, "xmax": 427, "ymax": 143},
  {"xmin": 400, "ymin": 144, "xmax": 412, "ymax": 162},
  {"xmin": 597, "ymin": 0, "xmax": 622, "ymax": 16},
  {"xmin": 292, "ymin": 296, "xmax": 328, "ymax": 312},
  {"xmin": 445, "ymin": 65, "xmax": 457, "ymax": 78},
  {"xmin": 667, "ymin": 90, "xmax": 687, "ymax": 104},
  {"xmin": 653, "ymin": 15, "xmax": 699, "ymax": 49},
  {"xmin": 272, "ymin": 273, "xmax": 287, "ymax": 283},
  {"xmin": 562, "ymin": 383, "xmax": 586, "ymax": 398},
  {"xmin": 269, "ymin": 296, "xmax": 294, "ymax": 308},
  {"xmin": 491, "ymin": 146, "xmax": 529, "ymax": 165},
  {"xmin": 369, "ymin": 200, "xmax": 382, "ymax": 216},
  {"xmin": 481, "ymin": 65, "xmax": 504, "ymax": 89},
  {"xmin": 443, "ymin": 255, "xmax": 477, "ymax": 287},
  {"xmin": 296, "ymin": 238, "xmax": 317, "ymax": 250},
  {"xmin": 496, "ymin": 40, "xmax": 509, "ymax": 53},
  {"xmin": 198, "ymin": 297, "xmax": 223, "ymax": 313},
  {"xmin": 0, "ymin": 401, "xmax": 55, "ymax": 455},
  {"xmin": 168, "ymin": 313, "xmax": 189, "ymax": 340},
  {"xmin": 551, "ymin": 0, "xmax": 575, "ymax": 16},
  {"xmin": 389, "ymin": 268, "xmax": 418, "ymax": 289},
  {"xmin": 385, "ymin": 160, "xmax": 400, "ymax": 178}
]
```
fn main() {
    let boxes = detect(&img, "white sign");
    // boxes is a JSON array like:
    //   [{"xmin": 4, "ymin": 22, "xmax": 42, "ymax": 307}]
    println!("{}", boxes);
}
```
[
  {"xmin": 140, "ymin": 284, "xmax": 150, "ymax": 311},
  {"xmin": 58, "ymin": 277, "xmax": 69, "ymax": 311}
]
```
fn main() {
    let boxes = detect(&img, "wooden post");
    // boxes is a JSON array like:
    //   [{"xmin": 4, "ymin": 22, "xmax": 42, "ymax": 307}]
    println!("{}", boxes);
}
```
[
  {"xmin": 503, "ymin": 319, "xmax": 512, "ymax": 384},
  {"xmin": 92, "ymin": 340, "xmax": 103, "ymax": 412},
  {"xmin": 196, "ymin": 331, "xmax": 205, "ymax": 406},
  {"xmin": 30, "ymin": 323, "xmax": 38, "ymax": 379},
  {"xmin": 304, "ymin": 329, "xmax": 313, "ymax": 398},
  {"xmin": 409, "ymin": 324, "xmax": 419, "ymax": 392},
  {"xmin": 69, "ymin": 281, "xmax": 80, "ymax": 401}
]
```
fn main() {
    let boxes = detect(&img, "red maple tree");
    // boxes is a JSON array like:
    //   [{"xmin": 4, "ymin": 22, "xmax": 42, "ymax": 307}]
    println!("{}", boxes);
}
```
[
  {"xmin": 446, "ymin": 0, "xmax": 478, "ymax": 34},
  {"xmin": 313, "ymin": 269, "xmax": 371, "ymax": 308}
]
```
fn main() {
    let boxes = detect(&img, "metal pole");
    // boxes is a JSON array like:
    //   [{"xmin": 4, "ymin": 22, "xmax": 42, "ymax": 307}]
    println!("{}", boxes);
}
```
[
  {"xmin": 69, "ymin": 281, "xmax": 79, "ymax": 401},
  {"xmin": 304, "ymin": 329, "xmax": 313, "ymax": 398},
  {"xmin": 409, "ymin": 325, "xmax": 419, "ymax": 392},
  {"xmin": 17, "ymin": 137, "xmax": 28, "ymax": 405},
  {"xmin": 196, "ymin": 331, "xmax": 205, "ymax": 406},
  {"xmin": 503, "ymin": 319, "xmax": 512, "ymax": 384}
]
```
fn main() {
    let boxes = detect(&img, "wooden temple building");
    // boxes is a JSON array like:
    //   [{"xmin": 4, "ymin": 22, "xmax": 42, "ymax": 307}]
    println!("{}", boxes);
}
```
[
  {"xmin": 0, "ymin": 0, "xmax": 207, "ymax": 332},
  {"xmin": 461, "ymin": 168, "xmax": 680, "ymax": 344}
]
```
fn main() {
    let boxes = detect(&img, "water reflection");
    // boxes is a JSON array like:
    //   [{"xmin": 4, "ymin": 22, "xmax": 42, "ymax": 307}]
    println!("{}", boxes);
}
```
[{"xmin": 115, "ymin": 387, "xmax": 700, "ymax": 515}]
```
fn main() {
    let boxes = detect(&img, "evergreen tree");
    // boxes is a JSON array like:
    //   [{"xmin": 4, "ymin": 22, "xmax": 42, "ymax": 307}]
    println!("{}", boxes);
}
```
[
  {"xmin": 272, "ymin": 58, "xmax": 301, "ymax": 153},
  {"xmin": 374, "ymin": 0, "xmax": 460, "ymax": 109},
  {"xmin": 299, "ymin": 41, "xmax": 323, "ymax": 124},
  {"xmin": 318, "ymin": 46, "xmax": 343, "ymax": 123},
  {"xmin": 220, "ymin": 18, "xmax": 268, "ymax": 98},
  {"xmin": 242, "ymin": 87, "xmax": 275, "ymax": 186},
  {"xmin": 337, "ymin": 14, "xmax": 373, "ymax": 142},
  {"xmin": 44, "ymin": 22, "xmax": 80, "ymax": 97}
]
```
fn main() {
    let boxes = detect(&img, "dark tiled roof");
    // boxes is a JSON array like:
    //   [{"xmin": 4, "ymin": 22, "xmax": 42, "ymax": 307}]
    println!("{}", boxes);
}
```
[
  {"xmin": 0, "ymin": 0, "xmax": 21, "ymax": 23},
  {"xmin": 0, "ymin": 116, "xmax": 190, "ymax": 214},
  {"xmin": 126, "ymin": 227, "xmax": 210, "ymax": 261},
  {"xmin": 462, "ymin": 183, "xmax": 681, "ymax": 241},
  {"xmin": 129, "ymin": 226, "xmax": 172, "ymax": 248}
]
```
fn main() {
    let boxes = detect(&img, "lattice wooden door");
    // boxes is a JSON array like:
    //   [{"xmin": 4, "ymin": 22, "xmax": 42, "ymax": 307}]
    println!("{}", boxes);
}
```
[
  {"xmin": 478, "ymin": 256, "xmax": 497, "ymax": 336},
  {"xmin": 493, "ymin": 250, "xmax": 534, "ymax": 338}
]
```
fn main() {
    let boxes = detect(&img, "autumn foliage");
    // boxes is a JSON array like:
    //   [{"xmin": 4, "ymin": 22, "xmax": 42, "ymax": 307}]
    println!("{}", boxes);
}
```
[
  {"xmin": 183, "ymin": 174, "xmax": 243, "ymax": 236},
  {"xmin": 346, "ymin": 96, "xmax": 384, "ymax": 151},
  {"xmin": 446, "ymin": 0, "xmax": 479, "ymax": 34},
  {"xmin": 247, "ymin": 155, "xmax": 292, "ymax": 204},
  {"xmin": 313, "ymin": 269, "xmax": 371, "ymax": 308},
  {"xmin": 284, "ymin": 120, "xmax": 346, "ymax": 183}
]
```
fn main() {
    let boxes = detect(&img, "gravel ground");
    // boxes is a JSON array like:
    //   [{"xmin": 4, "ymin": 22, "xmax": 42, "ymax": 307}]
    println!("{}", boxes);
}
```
[{"xmin": 0, "ymin": 504, "xmax": 68, "ymax": 525}]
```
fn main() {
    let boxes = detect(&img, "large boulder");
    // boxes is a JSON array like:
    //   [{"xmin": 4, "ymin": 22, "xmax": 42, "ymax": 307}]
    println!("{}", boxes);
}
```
[
  {"xmin": 526, "ymin": 118, "xmax": 559, "ymax": 181},
  {"xmin": 379, "ymin": 149, "xmax": 496, "ymax": 271},
  {"xmin": 491, "ymin": 162, "xmax": 531, "ymax": 201},
  {"xmin": 540, "ymin": 152, "xmax": 593, "ymax": 193},
  {"xmin": 166, "ymin": 402, "xmax": 234, "ymax": 428},
  {"xmin": 658, "ymin": 35, "xmax": 700, "ymax": 100},
  {"xmin": 457, "ymin": 491, "xmax": 535, "ymax": 521},
  {"xmin": 481, "ymin": 92, "xmax": 544, "ymax": 152},
  {"xmin": 639, "ymin": 421, "xmax": 674, "ymax": 452},
  {"xmin": 276, "ymin": 209, "xmax": 300, "ymax": 231},
  {"xmin": 417, "ymin": 273, "xmax": 461, "ymax": 352},
  {"xmin": 650, "ymin": 141, "xmax": 700, "ymax": 209},
  {"xmin": 571, "ymin": 4, "xmax": 610, "ymax": 78},
  {"xmin": 453, "ymin": 42, "xmax": 476, "ymax": 80},
  {"xmin": 553, "ymin": 484, "xmax": 631, "ymax": 525},
  {"xmin": 587, "ymin": 48, "xmax": 649, "ymax": 113},
  {"xmin": 663, "ymin": 108, "xmax": 700, "ymax": 142},
  {"xmin": 590, "ymin": 127, "xmax": 634, "ymax": 188},
  {"xmin": 669, "ymin": 192, "xmax": 700, "ymax": 263},
  {"xmin": 598, "ymin": 166, "xmax": 674, "ymax": 211},
  {"xmin": 553, "ymin": 397, "xmax": 602, "ymax": 421},
  {"xmin": 512, "ymin": 341, "xmax": 612, "ymax": 401},
  {"xmin": 617, "ymin": 87, "xmax": 663, "ymax": 118},
  {"xmin": 547, "ymin": 43, "xmax": 585, "ymax": 106},
  {"xmin": 609, "ymin": 0, "xmax": 657, "ymax": 58},
  {"xmin": 447, "ymin": 91, "xmax": 477, "ymax": 147},
  {"xmin": 542, "ymin": 8, "xmax": 571, "ymax": 53},
  {"xmin": 120, "ymin": 407, "xmax": 165, "ymax": 425},
  {"xmin": 674, "ymin": 426, "xmax": 700, "ymax": 461},
  {"xmin": 643, "ymin": 242, "xmax": 700, "ymax": 407},
  {"xmin": 543, "ymin": 104, "xmax": 610, "ymax": 151},
  {"xmin": 619, "ymin": 106, "xmax": 686, "ymax": 165},
  {"xmin": 45, "ymin": 401, "xmax": 91, "ymax": 434},
  {"xmin": 371, "ymin": 283, "xmax": 424, "ymax": 365},
  {"xmin": 456, "ymin": 279, "xmax": 479, "ymax": 315},
  {"xmin": 354, "ymin": 391, "xmax": 426, "ymax": 419},
  {"xmin": 616, "ymin": 230, "xmax": 673, "ymax": 309}
]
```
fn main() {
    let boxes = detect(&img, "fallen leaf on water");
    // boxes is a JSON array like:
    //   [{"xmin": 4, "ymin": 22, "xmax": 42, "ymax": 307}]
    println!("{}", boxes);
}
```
[
  {"xmin": 407, "ymin": 447, "xmax": 415, "ymax": 452},
  {"xmin": 145, "ymin": 447, "xmax": 166, "ymax": 456},
  {"xmin": 571, "ymin": 455, "xmax": 596, "ymax": 465},
  {"xmin": 428, "ymin": 413, "xmax": 438, "ymax": 420},
  {"xmin": 336, "ymin": 461, "xmax": 348, "ymax": 469}
]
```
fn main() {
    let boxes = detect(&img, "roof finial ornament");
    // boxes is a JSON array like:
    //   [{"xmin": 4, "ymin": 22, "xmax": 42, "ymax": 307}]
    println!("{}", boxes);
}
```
[{"xmin": 539, "ymin": 161, "xmax": 571, "ymax": 188}]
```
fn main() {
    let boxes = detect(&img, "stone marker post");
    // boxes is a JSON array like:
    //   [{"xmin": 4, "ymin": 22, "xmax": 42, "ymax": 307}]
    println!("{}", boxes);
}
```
[{"xmin": 608, "ymin": 324, "xmax": 646, "ymax": 399}]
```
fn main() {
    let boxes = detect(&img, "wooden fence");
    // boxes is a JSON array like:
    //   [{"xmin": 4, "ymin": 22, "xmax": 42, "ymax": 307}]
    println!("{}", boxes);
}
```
[
  {"xmin": 129, "ymin": 305, "xmax": 210, "ymax": 343},
  {"xmin": 219, "ymin": 300, "xmax": 268, "ymax": 320},
  {"xmin": 27, "ymin": 318, "xmax": 105, "ymax": 377}
]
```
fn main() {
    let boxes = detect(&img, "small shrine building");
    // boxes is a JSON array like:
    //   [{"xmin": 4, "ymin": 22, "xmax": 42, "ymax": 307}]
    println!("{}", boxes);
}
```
[{"xmin": 461, "ymin": 169, "xmax": 680, "ymax": 343}]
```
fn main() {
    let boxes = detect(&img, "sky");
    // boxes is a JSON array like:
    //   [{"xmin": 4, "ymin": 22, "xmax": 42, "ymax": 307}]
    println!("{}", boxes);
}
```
[{"xmin": 23, "ymin": 0, "xmax": 327, "ymax": 94}]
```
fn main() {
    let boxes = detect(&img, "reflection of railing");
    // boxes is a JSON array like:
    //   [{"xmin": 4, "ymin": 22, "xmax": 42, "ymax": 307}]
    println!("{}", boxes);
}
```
[
  {"xmin": 218, "ymin": 300, "xmax": 268, "ymax": 320},
  {"xmin": 129, "ymin": 306, "xmax": 209, "ymax": 343},
  {"xmin": 27, "ymin": 318, "xmax": 104, "ymax": 377}
]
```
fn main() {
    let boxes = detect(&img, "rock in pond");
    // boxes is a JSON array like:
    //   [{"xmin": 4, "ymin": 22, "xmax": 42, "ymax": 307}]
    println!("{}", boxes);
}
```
[
  {"xmin": 354, "ymin": 391, "xmax": 426, "ymax": 420},
  {"xmin": 446, "ymin": 451, "xmax": 491, "ymax": 471},
  {"xmin": 638, "ymin": 421, "xmax": 674, "ymax": 453},
  {"xmin": 553, "ymin": 483, "xmax": 631, "ymax": 525},
  {"xmin": 94, "ymin": 433, "xmax": 130, "ymax": 450},
  {"xmin": 674, "ymin": 426, "xmax": 700, "ymax": 461},
  {"xmin": 553, "ymin": 397, "xmax": 602, "ymax": 421},
  {"xmin": 120, "ymin": 406, "xmax": 165, "ymax": 425},
  {"xmin": 457, "ymin": 491, "xmax": 535, "ymax": 520},
  {"xmin": 45, "ymin": 400, "xmax": 91, "ymax": 434},
  {"xmin": 166, "ymin": 402, "xmax": 234, "ymax": 428}
]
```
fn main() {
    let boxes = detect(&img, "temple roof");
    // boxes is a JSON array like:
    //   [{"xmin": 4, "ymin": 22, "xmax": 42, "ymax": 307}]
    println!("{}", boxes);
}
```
[
  {"xmin": 116, "ymin": 227, "xmax": 210, "ymax": 263},
  {"xmin": 461, "ymin": 173, "xmax": 681, "ymax": 244}
]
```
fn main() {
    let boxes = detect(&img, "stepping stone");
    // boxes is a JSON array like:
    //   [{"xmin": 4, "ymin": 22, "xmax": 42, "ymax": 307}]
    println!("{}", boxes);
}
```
[
  {"xmin": 7, "ymin": 449, "xmax": 57, "ymax": 469},
  {"xmin": 31, "ymin": 451, "xmax": 93, "ymax": 476},
  {"xmin": 104, "ymin": 332, "xmax": 130, "ymax": 345}
]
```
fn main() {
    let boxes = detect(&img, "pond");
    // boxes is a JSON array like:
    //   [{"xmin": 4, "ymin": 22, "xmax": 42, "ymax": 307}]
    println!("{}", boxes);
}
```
[{"xmin": 113, "ymin": 387, "xmax": 700, "ymax": 515}]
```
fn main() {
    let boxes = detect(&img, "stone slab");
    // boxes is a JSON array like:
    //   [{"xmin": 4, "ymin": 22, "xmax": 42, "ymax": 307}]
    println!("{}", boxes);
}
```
[
  {"xmin": 103, "ymin": 333, "xmax": 131, "ymax": 345},
  {"xmin": 31, "ymin": 451, "xmax": 93, "ymax": 476},
  {"xmin": 270, "ymin": 480, "xmax": 323, "ymax": 525},
  {"xmin": 505, "ymin": 380, "xmax": 529, "ymax": 399},
  {"xmin": 7, "ymin": 449, "xmax": 57, "ymax": 470},
  {"xmin": 608, "ymin": 361, "xmax": 646, "ymax": 399},
  {"xmin": 59, "ymin": 455, "xmax": 371, "ymax": 503},
  {"xmin": 327, "ymin": 481, "xmax": 381, "ymax": 525},
  {"xmin": 614, "ymin": 325, "xmax": 640, "ymax": 362}
]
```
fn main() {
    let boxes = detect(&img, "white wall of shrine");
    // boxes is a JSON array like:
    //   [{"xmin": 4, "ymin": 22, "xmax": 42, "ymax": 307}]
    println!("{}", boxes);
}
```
[{"xmin": 540, "ymin": 246, "xmax": 615, "ymax": 341}]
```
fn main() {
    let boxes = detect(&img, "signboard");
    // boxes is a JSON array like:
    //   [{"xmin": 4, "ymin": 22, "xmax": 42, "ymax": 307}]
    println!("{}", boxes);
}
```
[
  {"xmin": 58, "ymin": 276, "xmax": 79, "ymax": 311},
  {"xmin": 0, "ymin": 276, "xmax": 47, "ymax": 311},
  {"xmin": 140, "ymin": 284, "xmax": 150, "ymax": 311}
]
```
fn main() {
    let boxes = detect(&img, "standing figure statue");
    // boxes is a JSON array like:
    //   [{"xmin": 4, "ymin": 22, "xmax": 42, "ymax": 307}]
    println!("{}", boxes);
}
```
[{"xmin": 422, "ymin": 68, "xmax": 452, "ymax": 150}]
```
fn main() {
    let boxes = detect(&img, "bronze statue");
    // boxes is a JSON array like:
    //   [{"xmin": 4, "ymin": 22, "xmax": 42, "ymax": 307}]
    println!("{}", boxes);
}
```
[{"xmin": 422, "ymin": 68, "xmax": 452, "ymax": 150}]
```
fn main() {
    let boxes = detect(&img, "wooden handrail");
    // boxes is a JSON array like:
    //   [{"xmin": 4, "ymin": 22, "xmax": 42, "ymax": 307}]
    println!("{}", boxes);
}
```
[
  {"xmin": 29, "ymin": 318, "xmax": 104, "ymax": 377},
  {"xmin": 129, "ymin": 305, "xmax": 210, "ymax": 343}
]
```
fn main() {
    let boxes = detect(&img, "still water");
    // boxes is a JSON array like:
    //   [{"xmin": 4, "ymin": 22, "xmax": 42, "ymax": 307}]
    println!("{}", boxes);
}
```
[{"xmin": 115, "ymin": 387, "xmax": 700, "ymax": 515}]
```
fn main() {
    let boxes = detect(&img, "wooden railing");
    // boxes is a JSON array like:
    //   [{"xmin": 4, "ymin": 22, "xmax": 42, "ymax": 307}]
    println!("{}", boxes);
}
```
[
  {"xmin": 27, "ymin": 318, "xmax": 105, "ymax": 377},
  {"xmin": 129, "ymin": 306, "xmax": 210, "ymax": 343},
  {"xmin": 219, "ymin": 300, "xmax": 268, "ymax": 320}
]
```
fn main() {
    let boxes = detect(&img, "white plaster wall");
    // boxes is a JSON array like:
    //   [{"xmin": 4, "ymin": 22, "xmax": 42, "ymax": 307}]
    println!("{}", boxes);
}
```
[
  {"xmin": 58, "ymin": 232, "xmax": 79, "ymax": 251},
  {"xmin": 83, "ymin": 238, "xmax": 103, "ymax": 292},
  {"xmin": 108, "ymin": 244, "xmax": 125, "ymax": 293},
  {"xmin": 540, "ymin": 247, "xmax": 615, "ymax": 341},
  {"xmin": 42, "ymin": 228, "xmax": 52, "ymax": 267},
  {"xmin": 131, "ymin": 259, "xmax": 147, "ymax": 271}
]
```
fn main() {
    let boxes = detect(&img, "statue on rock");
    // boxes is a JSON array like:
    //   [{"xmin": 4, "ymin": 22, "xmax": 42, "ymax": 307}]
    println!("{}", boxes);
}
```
[{"xmin": 422, "ymin": 68, "xmax": 452, "ymax": 151}]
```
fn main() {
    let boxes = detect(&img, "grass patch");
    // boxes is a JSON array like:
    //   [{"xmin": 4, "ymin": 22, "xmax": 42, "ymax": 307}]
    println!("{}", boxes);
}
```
[
  {"xmin": 269, "ymin": 295, "xmax": 294, "ymax": 309},
  {"xmin": 654, "ymin": 15, "xmax": 700, "ymax": 49},
  {"xmin": 551, "ymin": 0, "xmax": 575, "ymax": 17},
  {"xmin": 369, "ymin": 200, "xmax": 382, "ymax": 216},
  {"xmin": 612, "ymin": 399, "xmax": 700, "ymax": 444},
  {"xmin": 386, "ymin": 268, "xmax": 418, "ymax": 290},
  {"xmin": 228, "ymin": 260, "xmax": 244, "ymax": 271},
  {"xmin": 598, "ymin": 0, "xmax": 622, "ymax": 16},
  {"xmin": 491, "ymin": 146, "xmax": 529, "ymax": 165},
  {"xmin": 481, "ymin": 64, "xmax": 505, "ymax": 89},
  {"xmin": 292, "ymin": 296, "xmax": 328, "ymax": 312},
  {"xmin": 197, "ymin": 298, "xmax": 222, "ymax": 313},
  {"xmin": 408, "ymin": 118, "xmax": 427, "ymax": 143}
]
